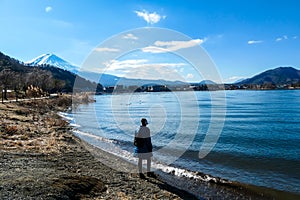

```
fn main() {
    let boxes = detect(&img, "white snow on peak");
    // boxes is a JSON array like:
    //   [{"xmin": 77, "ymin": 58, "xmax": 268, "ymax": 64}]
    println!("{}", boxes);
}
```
[{"xmin": 25, "ymin": 53, "xmax": 78, "ymax": 74}]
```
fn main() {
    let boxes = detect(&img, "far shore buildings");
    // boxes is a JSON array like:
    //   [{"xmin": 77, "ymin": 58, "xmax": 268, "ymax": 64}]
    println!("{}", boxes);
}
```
[{"xmin": 101, "ymin": 82, "xmax": 300, "ymax": 94}]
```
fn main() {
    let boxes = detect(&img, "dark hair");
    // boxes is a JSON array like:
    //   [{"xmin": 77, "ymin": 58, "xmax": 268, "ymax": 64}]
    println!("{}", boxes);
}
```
[{"xmin": 141, "ymin": 118, "xmax": 148, "ymax": 125}]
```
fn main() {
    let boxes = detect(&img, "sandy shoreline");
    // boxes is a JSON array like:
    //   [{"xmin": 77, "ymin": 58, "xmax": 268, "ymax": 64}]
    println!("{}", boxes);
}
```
[{"xmin": 1, "ymin": 96, "xmax": 299, "ymax": 199}]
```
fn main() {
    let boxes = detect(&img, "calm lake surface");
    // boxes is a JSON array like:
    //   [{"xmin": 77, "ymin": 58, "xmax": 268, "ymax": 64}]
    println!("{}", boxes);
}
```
[{"xmin": 70, "ymin": 90, "xmax": 300, "ymax": 194}]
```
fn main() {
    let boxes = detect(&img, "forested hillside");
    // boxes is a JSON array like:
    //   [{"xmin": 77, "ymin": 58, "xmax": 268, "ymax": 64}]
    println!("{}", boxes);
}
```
[{"xmin": 0, "ymin": 52, "xmax": 101, "ymax": 100}]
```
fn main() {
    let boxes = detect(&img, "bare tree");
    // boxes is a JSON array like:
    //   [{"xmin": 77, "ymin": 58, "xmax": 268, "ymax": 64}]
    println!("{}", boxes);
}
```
[
  {"xmin": 0, "ymin": 69, "xmax": 15, "ymax": 101},
  {"xmin": 53, "ymin": 79, "xmax": 65, "ymax": 93},
  {"xmin": 27, "ymin": 68, "xmax": 54, "ymax": 96},
  {"xmin": 12, "ymin": 72, "xmax": 26, "ymax": 101},
  {"xmin": 39, "ymin": 70, "xmax": 54, "ymax": 94}
]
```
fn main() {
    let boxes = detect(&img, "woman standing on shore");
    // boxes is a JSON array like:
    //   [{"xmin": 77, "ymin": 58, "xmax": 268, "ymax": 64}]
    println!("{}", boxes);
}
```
[{"xmin": 134, "ymin": 118, "xmax": 154, "ymax": 178}]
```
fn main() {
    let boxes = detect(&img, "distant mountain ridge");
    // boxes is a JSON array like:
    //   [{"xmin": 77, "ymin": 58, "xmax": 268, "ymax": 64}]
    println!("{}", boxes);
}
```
[
  {"xmin": 8, "ymin": 52, "xmax": 300, "ymax": 89},
  {"xmin": 79, "ymin": 71, "xmax": 188, "ymax": 87},
  {"xmin": 26, "ymin": 54, "xmax": 188, "ymax": 87},
  {"xmin": 0, "ymin": 52, "xmax": 31, "ymax": 72},
  {"xmin": 199, "ymin": 80, "xmax": 217, "ymax": 85},
  {"xmin": 26, "ymin": 53, "xmax": 78, "ymax": 74},
  {"xmin": 237, "ymin": 67, "xmax": 300, "ymax": 85},
  {"xmin": 0, "ymin": 51, "xmax": 96, "ymax": 93}
]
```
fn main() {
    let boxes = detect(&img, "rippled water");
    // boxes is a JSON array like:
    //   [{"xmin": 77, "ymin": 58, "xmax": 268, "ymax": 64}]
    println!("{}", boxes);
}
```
[{"xmin": 71, "ymin": 90, "xmax": 300, "ymax": 194}]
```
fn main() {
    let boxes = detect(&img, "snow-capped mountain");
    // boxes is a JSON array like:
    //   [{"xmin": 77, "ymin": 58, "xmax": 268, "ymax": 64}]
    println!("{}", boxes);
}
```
[
  {"xmin": 25, "ymin": 53, "xmax": 189, "ymax": 87},
  {"xmin": 25, "ymin": 53, "xmax": 78, "ymax": 74}
]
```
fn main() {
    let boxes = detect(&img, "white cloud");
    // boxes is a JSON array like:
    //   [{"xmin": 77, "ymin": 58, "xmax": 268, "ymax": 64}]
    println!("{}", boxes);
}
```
[
  {"xmin": 104, "ymin": 59, "xmax": 185, "ymax": 70},
  {"xmin": 124, "ymin": 65, "xmax": 185, "ymax": 81},
  {"xmin": 104, "ymin": 59, "xmax": 148, "ymax": 71},
  {"xmin": 247, "ymin": 40, "xmax": 263, "ymax": 44},
  {"xmin": 186, "ymin": 73, "xmax": 194, "ymax": 79},
  {"xmin": 103, "ymin": 59, "xmax": 187, "ymax": 80},
  {"xmin": 95, "ymin": 47, "xmax": 120, "ymax": 52},
  {"xmin": 155, "ymin": 39, "xmax": 204, "ymax": 49},
  {"xmin": 142, "ymin": 39, "xmax": 204, "ymax": 53},
  {"xmin": 45, "ymin": 6, "xmax": 52, "ymax": 13},
  {"xmin": 135, "ymin": 10, "xmax": 166, "ymax": 25},
  {"xmin": 276, "ymin": 35, "xmax": 288, "ymax": 42},
  {"xmin": 123, "ymin": 33, "xmax": 138, "ymax": 40},
  {"xmin": 142, "ymin": 46, "xmax": 168, "ymax": 53},
  {"xmin": 293, "ymin": 36, "xmax": 298, "ymax": 39}
]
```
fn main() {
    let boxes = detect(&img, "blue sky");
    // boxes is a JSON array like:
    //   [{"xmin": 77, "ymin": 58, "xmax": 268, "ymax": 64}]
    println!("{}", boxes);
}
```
[{"xmin": 1, "ymin": 0, "xmax": 300, "ymax": 83}]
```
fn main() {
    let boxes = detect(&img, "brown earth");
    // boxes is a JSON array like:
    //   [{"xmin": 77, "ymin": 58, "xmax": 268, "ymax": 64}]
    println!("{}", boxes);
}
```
[{"xmin": 0, "ymin": 96, "xmax": 196, "ymax": 199}]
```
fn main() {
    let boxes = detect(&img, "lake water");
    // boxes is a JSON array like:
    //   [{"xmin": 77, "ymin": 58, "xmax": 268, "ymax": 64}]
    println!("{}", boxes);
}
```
[{"xmin": 68, "ymin": 90, "xmax": 300, "ymax": 194}]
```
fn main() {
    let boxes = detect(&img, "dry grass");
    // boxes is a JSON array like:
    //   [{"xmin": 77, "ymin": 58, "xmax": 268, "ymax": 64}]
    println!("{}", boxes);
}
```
[{"xmin": 0, "ymin": 96, "xmax": 74, "ymax": 154}]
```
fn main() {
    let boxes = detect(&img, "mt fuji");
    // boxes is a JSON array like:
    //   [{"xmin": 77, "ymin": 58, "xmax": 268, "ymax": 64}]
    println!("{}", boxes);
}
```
[
  {"xmin": 25, "ymin": 53, "xmax": 78, "ymax": 74},
  {"xmin": 25, "ymin": 53, "xmax": 189, "ymax": 87}
]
